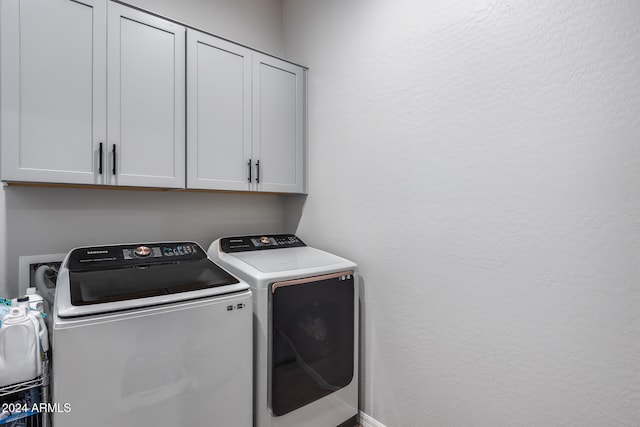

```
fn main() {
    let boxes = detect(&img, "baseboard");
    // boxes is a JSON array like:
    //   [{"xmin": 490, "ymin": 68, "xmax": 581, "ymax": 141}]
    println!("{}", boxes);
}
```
[{"xmin": 359, "ymin": 411, "xmax": 386, "ymax": 427}]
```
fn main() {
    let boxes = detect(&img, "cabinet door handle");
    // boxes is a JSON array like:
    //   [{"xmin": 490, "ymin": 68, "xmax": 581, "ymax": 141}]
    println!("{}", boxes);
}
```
[
  {"xmin": 112, "ymin": 144, "xmax": 117, "ymax": 175},
  {"xmin": 256, "ymin": 160, "xmax": 260, "ymax": 184},
  {"xmin": 98, "ymin": 143, "xmax": 103, "ymax": 175},
  {"xmin": 248, "ymin": 159, "xmax": 252, "ymax": 183}
]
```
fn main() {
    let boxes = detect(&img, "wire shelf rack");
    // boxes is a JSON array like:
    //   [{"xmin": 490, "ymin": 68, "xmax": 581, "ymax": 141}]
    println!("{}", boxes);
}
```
[{"xmin": 0, "ymin": 360, "xmax": 49, "ymax": 427}]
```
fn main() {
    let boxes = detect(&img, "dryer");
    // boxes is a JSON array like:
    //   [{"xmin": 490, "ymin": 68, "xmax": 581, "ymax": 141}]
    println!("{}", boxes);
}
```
[
  {"xmin": 209, "ymin": 234, "xmax": 358, "ymax": 427},
  {"xmin": 52, "ymin": 241, "xmax": 253, "ymax": 427}
]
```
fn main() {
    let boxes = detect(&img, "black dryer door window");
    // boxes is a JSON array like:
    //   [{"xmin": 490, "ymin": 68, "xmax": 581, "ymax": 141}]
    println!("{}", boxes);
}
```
[{"xmin": 270, "ymin": 271, "xmax": 354, "ymax": 416}]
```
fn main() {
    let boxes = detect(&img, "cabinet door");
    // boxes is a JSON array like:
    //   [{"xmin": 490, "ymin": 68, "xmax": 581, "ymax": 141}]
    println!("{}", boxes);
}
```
[
  {"xmin": 0, "ymin": 0, "xmax": 107, "ymax": 185},
  {"xmin": 107, "ymin": 2, "xmax": 185, "ymax": 189},
  {"xmin": 186, "ymin": 30, "xmax": 252, "ymax": 191},
  {"xmin": 252, "ymin": 54, "xmax": 306, "ymax": 194}
]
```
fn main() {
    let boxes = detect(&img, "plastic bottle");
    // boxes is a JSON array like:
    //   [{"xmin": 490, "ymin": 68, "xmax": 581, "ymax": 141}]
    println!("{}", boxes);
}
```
[
  {"xmin": 0, "ymin": 305, "xmax": 42, "ymax": 386},
  {"xmin": 9, "ymin": 294, "xmax": 49, "ymax": 354},
  {"xmin": 19, "ymin": 293, "xmax": 49, "ymax": 354},
  {"xmin": 0, "ymin": 298, "xmax": 13, "ymax": 328},
  {"xmin": 16, "ymin": 296, "xmax": 44, "ymax": 355},
  {"xmin": 25, "ymin": 288, "xmax": 44, "ymax": 313},
  {"xmin": 0, "ymin": 306, "xmax": 11, "ymax": 328}
]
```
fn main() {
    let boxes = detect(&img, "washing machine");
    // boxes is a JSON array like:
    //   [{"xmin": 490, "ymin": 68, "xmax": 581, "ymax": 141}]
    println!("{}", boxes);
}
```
[
  {"xmin": 208, "ymin": 234, "xmax": 358, "ymax": 427},
  {"xmin": 52, "ymin": 241, "xmax": 253, "ymax": 427}
]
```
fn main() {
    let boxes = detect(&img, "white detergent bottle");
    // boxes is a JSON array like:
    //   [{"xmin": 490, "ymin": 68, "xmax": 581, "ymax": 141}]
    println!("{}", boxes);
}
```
[
  {"xmin": 0, "ymin": 305, "xmax": 41, "ymax": 386},
  {"xmin": 18, "ymin": 294, "xmax": 49, "ymax": 354},
  {"xmin": 25, "ymin": 288, "xmax": 44, "ymax": 313}
]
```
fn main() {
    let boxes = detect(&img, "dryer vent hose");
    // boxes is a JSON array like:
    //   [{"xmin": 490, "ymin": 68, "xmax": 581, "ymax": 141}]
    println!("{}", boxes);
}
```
[{"xmin": 34, "ymin": 264, "xmax": 57, "ymax": 306}]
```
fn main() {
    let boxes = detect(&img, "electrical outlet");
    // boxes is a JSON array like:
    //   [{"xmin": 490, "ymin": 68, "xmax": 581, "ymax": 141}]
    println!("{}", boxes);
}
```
[{"xmin": 18, "ymin": 253, "xmax": 66, "ymax": 297}]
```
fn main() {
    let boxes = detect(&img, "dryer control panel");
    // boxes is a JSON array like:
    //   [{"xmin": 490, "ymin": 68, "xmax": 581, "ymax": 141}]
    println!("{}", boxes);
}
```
[{"xmin": 220, "ymin": 234, "xmax": 306, "ymax": 253}]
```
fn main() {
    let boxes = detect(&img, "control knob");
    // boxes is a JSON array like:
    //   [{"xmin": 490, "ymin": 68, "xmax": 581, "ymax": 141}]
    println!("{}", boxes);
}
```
[{"xmin": 135, "ymin": 245, "xmax": 152, "ymax": 257}]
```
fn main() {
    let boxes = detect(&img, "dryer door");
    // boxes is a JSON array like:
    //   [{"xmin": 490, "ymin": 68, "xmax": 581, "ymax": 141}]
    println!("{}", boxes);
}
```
[{"xmin": 269, "ymin": 271, "xmax": 354, "ymax": 416}]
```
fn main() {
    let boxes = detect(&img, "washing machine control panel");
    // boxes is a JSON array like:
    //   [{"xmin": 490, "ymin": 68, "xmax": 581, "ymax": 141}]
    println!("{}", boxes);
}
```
[
  {"xmin": 67, "ymin": 242, "xmax": 204, "ymax": 271},
  {"xmin": 220, "ymin": 234, "xmax": 306, "ymax": 253}
]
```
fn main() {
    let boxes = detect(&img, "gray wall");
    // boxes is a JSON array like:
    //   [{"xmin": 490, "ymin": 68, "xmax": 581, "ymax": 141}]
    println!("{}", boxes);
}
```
[
  {"xmin": 0, "ymin": 0, "xmax": 286, "ymax": 297},
  {"xmin": 283, "ymin": 0, "xmax": 640, "ymax": 425},
  {"xmin": 1, "ymin": 186, "xmax": 287, "ymax": 296}
]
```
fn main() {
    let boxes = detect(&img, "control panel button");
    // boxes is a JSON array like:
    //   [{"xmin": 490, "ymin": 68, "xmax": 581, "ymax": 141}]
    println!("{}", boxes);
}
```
[
  {"xmin": 220, "ymin": 235, "xmax": 306, "ymax": 253},
  {"xmin": 135, "ymin": 246, "xmax": 152, "ymax": 257}
]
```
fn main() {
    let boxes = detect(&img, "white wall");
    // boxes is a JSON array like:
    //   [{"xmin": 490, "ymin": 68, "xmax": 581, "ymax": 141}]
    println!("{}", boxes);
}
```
[
  {"xmin": 283, "ymin": 1, "xmax": 640, "ymax": 426},
  {"xmin": 0, "ymin": 0, "xmax": 286, "ymax": 298}
]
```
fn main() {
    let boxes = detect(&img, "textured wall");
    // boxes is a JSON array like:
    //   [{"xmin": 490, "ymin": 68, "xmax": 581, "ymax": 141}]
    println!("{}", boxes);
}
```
[{"xmin": 283, "ymin": 1, "xmax": 640, "ymax": 426}]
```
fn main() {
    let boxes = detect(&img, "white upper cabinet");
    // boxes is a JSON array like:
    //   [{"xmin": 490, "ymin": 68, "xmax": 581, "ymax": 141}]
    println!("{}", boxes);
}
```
[
  {"xmin": 252, "ymin": 54, "xmax": 305, "ymax": 194},
  {"xmin": 108, "ymin": 3, "xmax": 185, "ymax": 188},
  {"xmin": 0, "ymin": 0, "xmax": 185, "ymax": 188},
  {"xmin": 187, "ymin": 30, "xmax": 306, "ymax": 194},
  {"xmin": 187, "ymin": 30, "xmax": 252, "ymax": 191},
  {"xmin": 1, "ymin": 0, "xmax": 107, "ymax": 185},
  {"xmin": 1, "ymin": 0, "xmax": 305, "ymax": 193}
]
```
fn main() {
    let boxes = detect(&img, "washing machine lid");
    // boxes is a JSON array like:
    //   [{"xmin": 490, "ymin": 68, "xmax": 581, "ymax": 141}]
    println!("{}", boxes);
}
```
[{"xmin": 56, "ymin": 242, "xmax": 248, "ymax": 318}]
